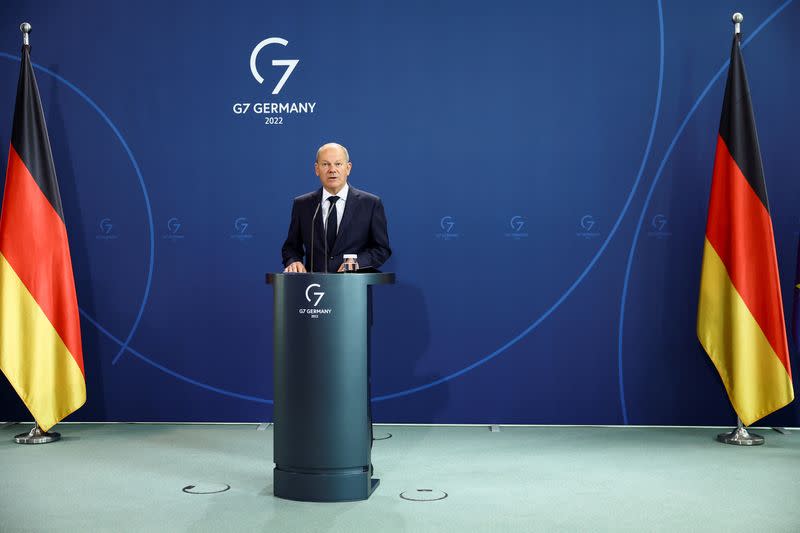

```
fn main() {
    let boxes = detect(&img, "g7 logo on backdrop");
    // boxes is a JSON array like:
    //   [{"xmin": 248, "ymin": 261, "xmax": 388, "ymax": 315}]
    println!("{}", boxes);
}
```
[
  {"xmin": 651, "ymin": 214, "xmax": 667, "ymax": 232},
  {"xmin": 505, "ymin": 215, "xmax": 528, "ymax": 239},
  {"xmin": 99, "ymin": 217, "xmax": 113, "ymax": 234},
  {"xmin": 230, "ymin": 217, "xmax": 254, "ymax": 241},
  {"xmin": 435, "ymin": 216, "xmax": 459, "ymax": 240},
  {"xmin": 250, "ymin": 37, "xmax": 299, "ymax": 94},
  {"xmin": 647, "ymin": 213, "xmax": 672, "ymax": 239},
  {"xmin": 576, "ymin": 214, "xmax": 600, "ymax": 239},
  {"xmin": 441, "ymin": 216, "xmax": 455, "ymax": 233},
  {"xmin": 167, "ymin": 217, "xmax": 181, "ymax": 234},
  {"xmin": 234, "ymin": 217, "xmax": 249, "ymax": 234},
  {"xmin": 96, "ymin": 217, "xmax": 119, "ymax": 241},
  {"xmin": 162, "ymin": 216, "xmax": 185, "ymax": 241}
]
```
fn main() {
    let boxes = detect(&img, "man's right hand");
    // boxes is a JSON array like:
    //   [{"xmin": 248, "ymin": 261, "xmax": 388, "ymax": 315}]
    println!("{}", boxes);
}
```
[{"xmin": 284, "ymin": 261, "xmax": 307, "ymax": 273}]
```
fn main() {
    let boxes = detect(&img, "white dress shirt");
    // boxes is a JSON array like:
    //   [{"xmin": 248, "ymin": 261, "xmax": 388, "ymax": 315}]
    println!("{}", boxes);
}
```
[{"xmin": 321, "ymin": 183, "xmax": 348, "ymax": 233}]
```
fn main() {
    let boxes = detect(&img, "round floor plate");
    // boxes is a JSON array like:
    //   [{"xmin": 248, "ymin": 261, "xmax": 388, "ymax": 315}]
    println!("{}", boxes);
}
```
[
  {"xmin": 182, "ymin": 483, "xmax": 230, "ymax": 494},
  {"xmin": 400, "ymin": 489, "xmax": 447, "ymax": 501}
]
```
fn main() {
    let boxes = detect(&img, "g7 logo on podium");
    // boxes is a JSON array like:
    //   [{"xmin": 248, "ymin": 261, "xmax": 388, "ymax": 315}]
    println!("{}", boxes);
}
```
[
  {"xmin": 250, "ymin": 37, "xmax": 299, "ymax": 95},
  {"xmin": 305, "ymin": 283, "xmax": 324, "ymax": 307}
]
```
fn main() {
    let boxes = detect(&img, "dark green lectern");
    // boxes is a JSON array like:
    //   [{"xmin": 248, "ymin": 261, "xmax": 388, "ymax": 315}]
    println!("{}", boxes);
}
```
[{"xmin": 266, "ymin": 272, "xmax": 395, "ymax": 502}]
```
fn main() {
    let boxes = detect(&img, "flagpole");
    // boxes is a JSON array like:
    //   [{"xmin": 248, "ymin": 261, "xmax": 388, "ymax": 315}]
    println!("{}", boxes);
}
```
[
  {"xmin": 10, "ymin": 22, "xmax": 62, "ymax": 445},
  {"xmin": 712, "ymin": 11, "xmax": 768, "ymax": 447}
]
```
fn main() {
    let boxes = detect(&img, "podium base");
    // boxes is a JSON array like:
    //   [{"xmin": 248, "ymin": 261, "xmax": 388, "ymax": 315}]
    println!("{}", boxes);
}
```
[{"xmin": 274, "ymin": 466, "xmax": 379, "ymax": 502}]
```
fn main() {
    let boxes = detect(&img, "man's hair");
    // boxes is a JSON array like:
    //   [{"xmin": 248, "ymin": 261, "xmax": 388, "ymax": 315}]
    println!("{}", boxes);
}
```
[{"xmin": 316, "ymin": 143, "xmax": 350, "ymax": 163}]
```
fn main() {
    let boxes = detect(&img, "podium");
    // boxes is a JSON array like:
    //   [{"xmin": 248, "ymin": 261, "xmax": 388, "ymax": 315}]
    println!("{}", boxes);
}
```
[{"xmin": 266, "ymin": 271, "xmax": 395, "ymax": 502}]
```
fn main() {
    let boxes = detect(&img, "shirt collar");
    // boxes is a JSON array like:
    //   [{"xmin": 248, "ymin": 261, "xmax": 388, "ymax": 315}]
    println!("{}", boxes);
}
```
[{"xmin": 322, "ymin": 183, "xmax": 349, "ymax": 203}]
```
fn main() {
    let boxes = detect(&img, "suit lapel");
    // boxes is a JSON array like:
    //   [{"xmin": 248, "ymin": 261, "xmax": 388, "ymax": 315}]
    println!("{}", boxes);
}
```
[{"xmin": 332, "ymin": 186, "xmax": 359, "ymax": 255}]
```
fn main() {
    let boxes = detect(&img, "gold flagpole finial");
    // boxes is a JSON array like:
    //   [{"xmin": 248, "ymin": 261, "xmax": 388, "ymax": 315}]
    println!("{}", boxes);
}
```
[{"xmin": 20, "ymin": 22, "xmax": 31, "ymax": 46}]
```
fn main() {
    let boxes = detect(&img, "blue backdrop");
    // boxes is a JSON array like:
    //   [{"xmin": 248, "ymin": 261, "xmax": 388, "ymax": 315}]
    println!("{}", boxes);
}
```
[{"xmin": 0, "ymin": 0, "xmax": 798, "ymax": 425}]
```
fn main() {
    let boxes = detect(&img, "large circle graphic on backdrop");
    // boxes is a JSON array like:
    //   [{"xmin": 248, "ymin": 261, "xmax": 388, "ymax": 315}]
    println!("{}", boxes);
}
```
[
  {"xmin": 372, "ymin": 0, "xmax": 664, "ymax": 402},
  {"xmin": 0, "ymin": 52, "xmax": 154, "ymax": 367},
  {"xmin": 0, "ymin": 52, "xmax": 274, "ymax": 404},
  {"xmin": 1, "ymin": 0, "xmax": 669, "ymax": 407},
  {"xmin": 2, "ymin": 0, "xmax": 665, "ymax": 407},
  {"xmin": 616, "ymin": 0, "xmax": 794, "ymax": 424}
]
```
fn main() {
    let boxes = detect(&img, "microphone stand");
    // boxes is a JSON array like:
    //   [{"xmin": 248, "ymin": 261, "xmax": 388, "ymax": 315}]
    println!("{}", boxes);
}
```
[
  {"xmin": 324, "ymin": 202, "xmax": 332, "ymax": 273},
  {"xmin": 309, "ymin": 200, "xmax": 321, "ymax": 273}
]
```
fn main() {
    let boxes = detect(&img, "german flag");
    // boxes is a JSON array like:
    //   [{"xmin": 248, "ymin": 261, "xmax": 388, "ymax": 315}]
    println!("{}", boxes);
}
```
[
  {"xmin": 0, "ymin": 44, "xmax": 85, "ymax": 431},
  {"xmin": 697, "ymin": 33, "xmax": 794, "ymax": 426}
]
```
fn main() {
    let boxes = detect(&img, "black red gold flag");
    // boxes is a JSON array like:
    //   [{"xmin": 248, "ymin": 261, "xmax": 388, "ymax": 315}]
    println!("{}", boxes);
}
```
[
  {"xmin": 0, "ymin": 44, "xmax": 85, "ymax": 431},
  {"xmin": 697, "ymin": 33, "xmax": 794, "ymax": 425}
]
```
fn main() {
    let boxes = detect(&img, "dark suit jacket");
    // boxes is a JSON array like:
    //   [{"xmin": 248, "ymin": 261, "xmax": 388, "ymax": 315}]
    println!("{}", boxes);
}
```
[{"xmin": 281, "ymin": 185, "xmax": 391, "ymax": 272}]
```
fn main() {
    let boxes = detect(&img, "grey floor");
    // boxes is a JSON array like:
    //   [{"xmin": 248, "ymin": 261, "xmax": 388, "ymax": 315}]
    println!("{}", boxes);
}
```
[{"xmin": 1, "ymin": 423, "xmax": 798, "ymax": 532}]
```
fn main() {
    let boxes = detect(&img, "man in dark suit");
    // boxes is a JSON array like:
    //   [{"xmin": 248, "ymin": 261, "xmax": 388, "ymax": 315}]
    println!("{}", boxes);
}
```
[{"xmin": 282, "ymin": 143, "xmax": 391, "ymax": 273}]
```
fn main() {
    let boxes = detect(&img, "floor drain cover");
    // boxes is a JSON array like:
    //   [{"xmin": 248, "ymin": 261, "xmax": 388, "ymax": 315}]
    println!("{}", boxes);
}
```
[
  {"xmin": 182, "ymin": 483, "xmax": 230, "ymax": 495},
  {"xmin": 373, "ymin": 432, "xmax": 393, "ymax": 441},
  {"xmin": 400, "ymin": 489, "xmax": 447, "ymax": 501}
]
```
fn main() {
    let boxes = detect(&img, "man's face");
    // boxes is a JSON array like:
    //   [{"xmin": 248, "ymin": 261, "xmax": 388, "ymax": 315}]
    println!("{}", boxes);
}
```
[{"xmin": 315, "ymin": 147, "xmax": 351, "ymax": 194}]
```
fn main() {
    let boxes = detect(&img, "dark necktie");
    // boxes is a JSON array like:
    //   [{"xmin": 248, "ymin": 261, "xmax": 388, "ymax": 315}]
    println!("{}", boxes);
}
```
[{"xmin": 326, "ymin": 196, "xmax": 340, "ymax": 255}]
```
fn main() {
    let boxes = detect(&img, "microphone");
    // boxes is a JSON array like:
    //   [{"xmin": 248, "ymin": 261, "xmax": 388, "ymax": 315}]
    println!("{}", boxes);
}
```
[{"xmin": 309, "ymin": 199, "xmax": 321, "ymax": 273}]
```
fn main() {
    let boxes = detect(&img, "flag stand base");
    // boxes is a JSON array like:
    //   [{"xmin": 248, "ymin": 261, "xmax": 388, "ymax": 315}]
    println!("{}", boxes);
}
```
[
  {"xmin": 14, "ymin": 425, "xmax": 60, "ymax": 444},
  {"xmin": 717, "ymin": 419, "xmax": 764, "ymax": 446}
]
